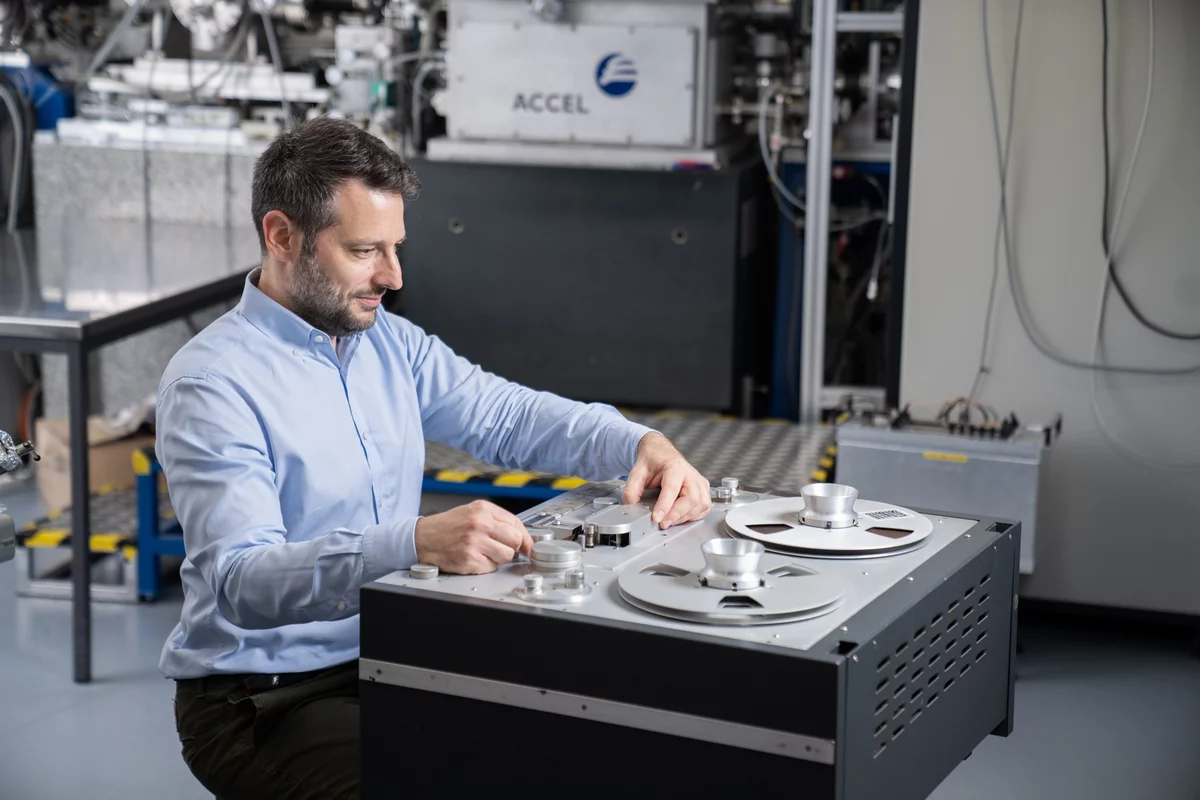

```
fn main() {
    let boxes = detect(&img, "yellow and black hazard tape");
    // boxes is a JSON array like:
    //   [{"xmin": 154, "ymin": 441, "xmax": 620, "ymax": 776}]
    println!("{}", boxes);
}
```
[
  {"xmin": 134, "ymin": 448, "xmax": 171, "ymax": 494},
  {"xmin": 809, "ymin": 443, "xmax": 838, "ymax": 484},
  {"xmin": 15, "ymin": 526, "xmax": 137, "ymax": 561},
  {"xmin": 133, "ymin": 447, "xmax": 155, "ymax": 477},
  {"xmin": 423, "ymin": 468, "xmax": 586, "ymax": 492}
]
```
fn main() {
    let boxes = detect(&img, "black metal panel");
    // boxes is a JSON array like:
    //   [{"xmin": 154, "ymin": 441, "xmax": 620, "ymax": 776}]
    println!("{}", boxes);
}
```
[
  {"xmin": 361, "ymin": 680, "xmax": 838, "ymax": 794},
  {"xmin": 825, "ymin": 519, "xmax": 1019, "ymax": 800},
  {"xmin": 360, "ymin": 586, "xmax": 840, "ymax": 738},
  {"xmin": 393, "ymin": 158, "xmax": 773, "ymax": 413}
]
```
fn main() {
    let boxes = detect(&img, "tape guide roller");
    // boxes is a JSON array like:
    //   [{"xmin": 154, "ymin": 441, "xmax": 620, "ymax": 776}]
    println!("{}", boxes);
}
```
[{"xmin": 361, "ymin": 477, "xmax": 1021, "ymax": 797}]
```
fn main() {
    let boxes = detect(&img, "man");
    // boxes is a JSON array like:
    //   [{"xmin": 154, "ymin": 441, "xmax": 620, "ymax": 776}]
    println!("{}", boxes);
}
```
[{"xmin": 159, "ymin": 116, "xmax": 712, "ymax": 799}]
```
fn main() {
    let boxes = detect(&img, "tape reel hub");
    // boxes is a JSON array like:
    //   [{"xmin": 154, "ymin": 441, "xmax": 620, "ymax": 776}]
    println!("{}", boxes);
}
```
[
  {"xmin": 698, "ymin": 538, "xmax": 765, "ymax": 591},
  {"xmin": 799, "ymin": 483, "xmax": 859, "ymax": 529}
]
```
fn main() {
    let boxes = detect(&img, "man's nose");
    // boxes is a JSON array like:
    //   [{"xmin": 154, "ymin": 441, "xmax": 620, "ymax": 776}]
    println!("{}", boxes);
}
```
[{"xmin": 377, "ymin": 249, "xmax": 403, "ymax": 290}]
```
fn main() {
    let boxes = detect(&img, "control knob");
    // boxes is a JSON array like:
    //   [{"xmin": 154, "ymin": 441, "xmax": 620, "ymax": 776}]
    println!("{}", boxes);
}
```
[{"xmin": 712, "ymin": 476, "xmax": 740, "ymax": 502}]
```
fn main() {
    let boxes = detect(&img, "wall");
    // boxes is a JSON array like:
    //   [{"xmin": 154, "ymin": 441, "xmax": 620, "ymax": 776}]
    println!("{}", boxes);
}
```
[{"xmin": 903, "ymin": 0, "xmax": 1200, "ymax": 614}]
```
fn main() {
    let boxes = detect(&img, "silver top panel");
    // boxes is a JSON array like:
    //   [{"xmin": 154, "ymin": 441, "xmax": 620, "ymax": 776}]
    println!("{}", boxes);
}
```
[
  {"xmin": 376, "ymin": 481, "xmax": 979, "ymax": 652},
  {"xmin": 836, "ymin": 421, "xmax": 1048, "ymax": 460},
  {"xmin": 0, "ymin": 220, "xmax": 260, "ymax": 340}
]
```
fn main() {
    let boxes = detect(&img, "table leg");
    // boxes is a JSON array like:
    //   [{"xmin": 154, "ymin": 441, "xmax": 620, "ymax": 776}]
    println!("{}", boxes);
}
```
[{"xmin": 67, "ymin": 343, "xmax": 91, "ymax": 684}]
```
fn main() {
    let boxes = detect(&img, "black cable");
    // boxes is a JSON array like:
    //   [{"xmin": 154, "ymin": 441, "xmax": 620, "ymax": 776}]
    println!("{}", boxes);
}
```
[
  {"xmin": 1100, "ymin": 0, "xmax": 1200, "ymax": 340},
  {"xmin": 826, "ymin": 220, "xmax": 891, "ymax": 381},
  {"xmin": 979, "ymin": 0, "xmax": 1196, "ymax": 375}
]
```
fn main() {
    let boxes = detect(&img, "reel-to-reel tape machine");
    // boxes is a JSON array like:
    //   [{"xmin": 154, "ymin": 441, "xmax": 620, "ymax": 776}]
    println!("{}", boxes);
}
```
[{"xmin": 360, "ymin": 478, "xmax": 1020, "ymax": 798}]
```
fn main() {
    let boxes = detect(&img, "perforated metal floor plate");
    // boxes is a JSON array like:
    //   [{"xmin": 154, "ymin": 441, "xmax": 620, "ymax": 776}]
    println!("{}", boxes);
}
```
[{"xmin": 425, "ymin": 412, "xmax": 832, "ymax": 491}]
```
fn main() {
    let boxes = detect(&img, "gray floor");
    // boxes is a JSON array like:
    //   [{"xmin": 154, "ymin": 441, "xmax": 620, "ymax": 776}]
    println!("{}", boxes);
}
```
[{"xmin": 1, "ymin": 477, "xmax": 1198, "ymax": 800}]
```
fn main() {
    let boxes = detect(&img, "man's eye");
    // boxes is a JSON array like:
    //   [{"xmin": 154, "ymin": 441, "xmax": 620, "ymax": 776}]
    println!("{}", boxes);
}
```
[{"xmin": 354, "ymin": 249, "xmax": 373, "ymax": 257}]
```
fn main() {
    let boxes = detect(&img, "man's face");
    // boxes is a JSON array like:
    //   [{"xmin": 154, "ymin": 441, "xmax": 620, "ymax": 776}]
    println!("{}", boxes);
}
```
[{"xmin": 288, "ymin": 180, "xmax": 407, "ymax": 338}]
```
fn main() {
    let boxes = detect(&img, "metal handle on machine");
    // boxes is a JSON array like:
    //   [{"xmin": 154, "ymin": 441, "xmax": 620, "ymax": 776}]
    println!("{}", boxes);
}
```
[
  {"xmin": 0, "ymin": 429, "xmax": 38, "ymax": 475},
  {"xmin": 1, "ymin": 429, "xmax": 37, "ymax": 566}
]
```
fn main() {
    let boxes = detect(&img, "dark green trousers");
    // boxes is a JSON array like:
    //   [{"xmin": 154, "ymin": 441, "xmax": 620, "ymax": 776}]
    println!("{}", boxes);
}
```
[{"xmin": 173, "ymin": 661, "xmax": 360, "ymax": 800}]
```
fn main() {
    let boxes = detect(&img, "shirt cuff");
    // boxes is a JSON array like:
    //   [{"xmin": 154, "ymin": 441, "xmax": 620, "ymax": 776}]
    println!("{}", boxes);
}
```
[
  {"xmin": 601, "ymin": 421, "xmax": 658, "ymax": 477},
  {"xmin": 362, "ymin": 516, "xmax": 420, "ymax": 581}
]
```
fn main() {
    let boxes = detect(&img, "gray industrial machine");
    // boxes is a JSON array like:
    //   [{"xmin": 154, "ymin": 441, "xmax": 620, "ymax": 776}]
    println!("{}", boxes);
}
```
[
  {"xmin": 403, "ymin": 0, "xmax": 906, "ymax": 414},
  {"xmin": 395, "ymin": 0, "xmax": 789, "ymax": 412},
  {"xmin": 360, "ymin": 477, "xmax": 1020, "ymax": 796},
  {"xmin": 835, "ymin": 410, "xmax": 1061, "ymax": 576},
  {"xmin": 421, "ymin": 0, "xmax": 903, "ymax": 170},
  {"xmin": 427, "ymin": 0, "xmax": 738, "ymax": 169},
  {"xmin": 5, "ymin": 0, "xmax": 907, "ymax": 417},
  {"xmin": 0, "ymin": 429, "xmax": 38, "ymax": 564}
]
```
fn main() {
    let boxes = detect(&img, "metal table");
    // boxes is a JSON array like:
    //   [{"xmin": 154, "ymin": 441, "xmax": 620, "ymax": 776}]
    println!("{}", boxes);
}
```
[{"xmin": 0, "ymin": 221, "xmax": 260, "ymax": 683}]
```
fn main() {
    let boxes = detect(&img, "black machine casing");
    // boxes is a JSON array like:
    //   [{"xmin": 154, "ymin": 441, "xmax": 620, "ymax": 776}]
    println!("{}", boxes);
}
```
[
  {"xmin": 390, "ymin": 158, "xmax": 774, "ymax": 415},
  {"xmin": 360, "ymin": 487, "xmax": 1019, "ymax": 796}
]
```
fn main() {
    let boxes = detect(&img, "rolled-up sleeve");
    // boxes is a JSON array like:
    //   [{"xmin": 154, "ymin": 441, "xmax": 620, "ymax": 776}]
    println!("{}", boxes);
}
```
[
  {"xmin": 157, "ymin": 373, "xmax": 418, "ymax": 630},
  {"xmin": 395, "ymin": 317, "xmax": 653, "ymax": 479}
]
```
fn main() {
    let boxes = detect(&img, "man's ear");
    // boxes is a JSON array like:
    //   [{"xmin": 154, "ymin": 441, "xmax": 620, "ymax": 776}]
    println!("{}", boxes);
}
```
[{"xmin": 261, "ymin": 210, "xmax": 302, "ymax": 264}]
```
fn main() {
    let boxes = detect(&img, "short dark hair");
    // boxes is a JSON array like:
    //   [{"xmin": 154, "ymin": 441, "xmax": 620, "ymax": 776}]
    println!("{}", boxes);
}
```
[{"xmin": 250, "ymin": 116, "xmax": 421, "ymax": 253}]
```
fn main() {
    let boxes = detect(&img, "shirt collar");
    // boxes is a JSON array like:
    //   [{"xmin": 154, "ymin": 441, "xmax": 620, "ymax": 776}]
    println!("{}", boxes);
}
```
[{"xmin": 237, "ymin": 268, "xmax": 360, "ymax": 359}]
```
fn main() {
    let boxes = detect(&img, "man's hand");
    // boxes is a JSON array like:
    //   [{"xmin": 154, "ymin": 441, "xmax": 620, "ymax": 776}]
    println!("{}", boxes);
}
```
[
  {"xmin": 414, "ymin": 500, "xmax": 534, "ymax": 574},
  {"xmin": 622, "ymin": 432, "xmax": 712, "ymax": 529}
]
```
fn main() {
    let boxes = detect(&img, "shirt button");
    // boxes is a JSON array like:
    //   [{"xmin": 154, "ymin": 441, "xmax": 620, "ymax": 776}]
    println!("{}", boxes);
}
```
[
  {"xmin": 337, "ymin": 602, "xmax": 346, "ymax": 612},
  {"xmin": 292, "ymin": 349, "xmax": 300, "ymax": 356},
  {"xmin": 315, "ymin": 335, "xmax": 324, "ymax": 343}
]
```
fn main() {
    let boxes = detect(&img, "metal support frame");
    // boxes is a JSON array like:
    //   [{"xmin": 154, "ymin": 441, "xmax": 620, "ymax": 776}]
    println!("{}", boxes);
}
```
[
  {"xmin": 0, "ymin": 335, "xmax": 93, "ymax": 681},
  {"xmin": 799, "ymin": 1, "xmax": 919, "ymax": 423},
  {"xmin": 0, "ymin": 270, "xmax": 245, "ymax": 683},
  {"xmin": 136, "ymin": 459, "xmax": 185, "ymax": 601},
  {"xmin": 885, "ymin": 0, "xmax": 922, "ymax": 409},
  {"xmin": 15, "ymin": 546, "xmax": 140, "ymax": 603},
  {"xmin": 799, "ymin": 0, "xmax": 836, "ymax": 425},
  {"xmin": 66, "ymin": 342, "xmax": 91, "ymax": 681}
]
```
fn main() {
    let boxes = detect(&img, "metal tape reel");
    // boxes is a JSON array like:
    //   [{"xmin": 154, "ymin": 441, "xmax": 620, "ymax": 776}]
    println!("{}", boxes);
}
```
[{"xmin": 724, "ymin": 496, "xmax": 933, "ymax": 559}]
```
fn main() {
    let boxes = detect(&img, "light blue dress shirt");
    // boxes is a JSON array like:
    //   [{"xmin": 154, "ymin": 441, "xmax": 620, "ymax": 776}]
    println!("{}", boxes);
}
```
[{"xmin": 156, "ymin": 269, "xmax": 653, "ymax": 679}]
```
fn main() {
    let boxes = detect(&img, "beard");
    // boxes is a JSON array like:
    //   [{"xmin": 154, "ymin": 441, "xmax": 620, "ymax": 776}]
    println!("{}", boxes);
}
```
[{"xmin": 288, "ymin": 244, "xmax": 386, "ymax": 338}]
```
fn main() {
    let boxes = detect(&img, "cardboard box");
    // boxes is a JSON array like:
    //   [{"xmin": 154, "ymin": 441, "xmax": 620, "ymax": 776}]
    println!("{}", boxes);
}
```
[{"xmin": 34, "ymin": 417, "xmax": 156, "ymax": 514}]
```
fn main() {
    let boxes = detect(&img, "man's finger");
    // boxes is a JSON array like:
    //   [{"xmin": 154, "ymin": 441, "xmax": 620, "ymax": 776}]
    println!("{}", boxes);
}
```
[
  {"xmin": 485, "ymin": 506, "xmax": 529, "ymax": 553},
  {"xmin": 663, "ymin": 485, "xmax": 699, "ymax": 528},
  {"xmin": 476, "ymin": 535, "xmax": 516, "ymax": 566},
  {"xmin": 653, "ymin": 471, "xmax": 684, "ymax": 526},
  {"xmin": 687, "ymin": 475, "xmax": 712, "ymax": 520},
  {"xmin": 518, "ymin": 527, "xmax": 533, "ymax": 556},
  {"xmin": 663, "ymin": 475, "xmax": 714, "ymax": 526},
  {"xmin": 623, "ymin": 464, "xmax": 649, "ymax": 504}
]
